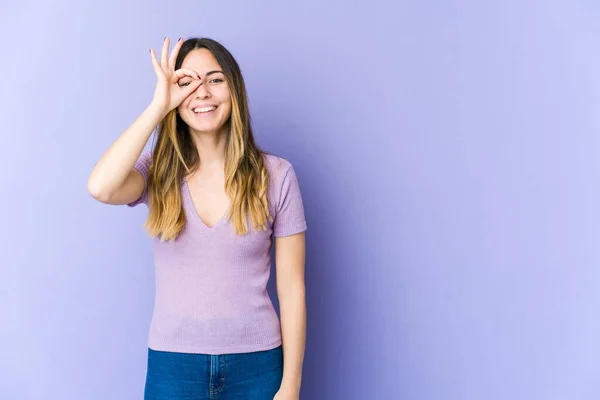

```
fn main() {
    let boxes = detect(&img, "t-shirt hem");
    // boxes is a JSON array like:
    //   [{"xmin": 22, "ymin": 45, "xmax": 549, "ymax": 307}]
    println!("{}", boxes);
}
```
[
  {"xmin": 273, "ymin": 223, "xmax": 307, "ymax": 238},
  {"xmin": 126, "ymin": 161, "xmax": 150, "ymax": 207},
  {"xmin": 147, "ymin": 337, "xmax": 283, "ymax": 355}
]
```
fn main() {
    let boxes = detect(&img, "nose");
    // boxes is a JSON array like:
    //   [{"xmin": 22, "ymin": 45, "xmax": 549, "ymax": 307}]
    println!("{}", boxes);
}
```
[{"xmin": 193, "ymin": 79, "xmax": 211, "ymax": 99}]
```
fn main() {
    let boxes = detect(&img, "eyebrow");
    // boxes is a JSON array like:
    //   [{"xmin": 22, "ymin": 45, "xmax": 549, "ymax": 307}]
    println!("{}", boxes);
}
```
[
  {"xmin": 181, "ymin": 70, "xmax": 224, "ymax": 80},
  {"xmin": 204, "ymin": 70, "xmax": 224, "ymax": 77}
]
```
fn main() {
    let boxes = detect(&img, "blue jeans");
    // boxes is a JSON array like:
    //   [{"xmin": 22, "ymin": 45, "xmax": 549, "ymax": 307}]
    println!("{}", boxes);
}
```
[{"xmin": 144, "ymin": 345, "xmax": 284, "ymax": 400}]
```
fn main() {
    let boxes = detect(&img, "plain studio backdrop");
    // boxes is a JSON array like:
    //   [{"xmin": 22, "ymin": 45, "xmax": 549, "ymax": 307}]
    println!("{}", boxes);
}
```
[{"xmin": 1, "ymin": 1, "xmax": 599, "ymax": 399}]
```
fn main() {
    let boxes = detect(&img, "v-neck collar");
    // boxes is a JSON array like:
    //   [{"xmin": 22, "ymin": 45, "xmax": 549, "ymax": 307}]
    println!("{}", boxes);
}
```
[{"xmin": 182, "ymin": 177, "xmax": 230, "ymax": 230}]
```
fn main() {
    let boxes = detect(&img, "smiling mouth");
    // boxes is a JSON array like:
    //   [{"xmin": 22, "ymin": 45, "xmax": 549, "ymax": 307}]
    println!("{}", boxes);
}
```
[{"xmin": 192, "ymin": 105, "xmax": 218, "ymax": 114}]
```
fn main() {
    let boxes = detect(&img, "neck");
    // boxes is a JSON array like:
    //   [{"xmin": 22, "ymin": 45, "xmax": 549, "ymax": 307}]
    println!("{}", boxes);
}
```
[{"xmin": 189, "ymin": 127, "xmax": 228, "ymax": 171}]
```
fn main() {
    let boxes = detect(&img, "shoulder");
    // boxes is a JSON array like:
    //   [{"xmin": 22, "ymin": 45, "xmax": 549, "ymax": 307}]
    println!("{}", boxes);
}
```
[
  {"xmin": 262, "ymin": 152, "xmax": 305, "ymax": 198},
  {"xmin": 262, "ymin": 153, "xmax": 299, "ymax": 208},
  {"xmin": 262, "ymin": 152, "xmax": 294, "ymax": 180},
  {"xmin": 261, "ymin": 153, "xmax": 307, "ymax": 235}
]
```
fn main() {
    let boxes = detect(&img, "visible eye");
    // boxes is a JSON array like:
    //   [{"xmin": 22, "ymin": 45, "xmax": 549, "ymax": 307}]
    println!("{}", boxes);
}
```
[
  {"xmin": 209, "ymin": 78, "xmax": 223, "ymax": 83},
  {"xmin": 178, "ymin": 81, "xmax": 191, "ymax": 87}
]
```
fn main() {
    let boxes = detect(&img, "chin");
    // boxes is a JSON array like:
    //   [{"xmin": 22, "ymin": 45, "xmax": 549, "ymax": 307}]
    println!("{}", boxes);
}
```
[{"xmin": 189, "ymin": 120, "xmax": 228, "ymax": 134}]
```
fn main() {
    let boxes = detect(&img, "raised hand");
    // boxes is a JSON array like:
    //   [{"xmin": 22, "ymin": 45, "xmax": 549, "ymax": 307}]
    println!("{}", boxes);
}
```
[{"xmin": 149, "ymin": 37, "xmax": 201, "ymax": 115}]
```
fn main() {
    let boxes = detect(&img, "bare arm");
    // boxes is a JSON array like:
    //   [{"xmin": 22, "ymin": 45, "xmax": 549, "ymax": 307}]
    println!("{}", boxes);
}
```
[
  {"xmin": 87, "ymin": 103, "xmax": 166, "ymax": 204},
  {"xmin": 275, "ymin": 232, "xmax": 306, "ymax": 396},
  {"xmin": 87, "ymin": 37, "xmax": 202, "ymax": 205}
]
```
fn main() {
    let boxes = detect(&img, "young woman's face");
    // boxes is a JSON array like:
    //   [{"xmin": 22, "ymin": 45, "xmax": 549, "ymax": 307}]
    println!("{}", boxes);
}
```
[{"xmin": 177, "ymin": 48, "xmax": 232, "ymax": 135}]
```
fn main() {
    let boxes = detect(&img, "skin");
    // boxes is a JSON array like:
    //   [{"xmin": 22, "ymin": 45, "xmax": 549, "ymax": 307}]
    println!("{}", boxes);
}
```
[
  {"xmin": 175, "ymin": 48, "xmax": 233, "ymax": 225},
  {"xmin": 177, "ymin": 48, "xmax": 232, "ymax": 173},
  {"xmin": 274, "ymin": 231, "xmax": 306, "ymax": 400}
]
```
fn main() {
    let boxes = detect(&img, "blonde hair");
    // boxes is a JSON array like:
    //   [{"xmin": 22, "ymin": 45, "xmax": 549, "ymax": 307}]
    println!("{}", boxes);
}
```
[{"xmin": 142, "ymin": 37, "xmax": 273, "ymax": 241}]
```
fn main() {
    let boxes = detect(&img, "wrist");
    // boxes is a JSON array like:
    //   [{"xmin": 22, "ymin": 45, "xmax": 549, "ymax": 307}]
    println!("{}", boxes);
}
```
[
  {"xmin": 280, "ymin": 376, "xmax": 301, "ymax": 392},
  {"xmin": 147, "ymin": 102, "xmax": 169, "ymax": 119}
]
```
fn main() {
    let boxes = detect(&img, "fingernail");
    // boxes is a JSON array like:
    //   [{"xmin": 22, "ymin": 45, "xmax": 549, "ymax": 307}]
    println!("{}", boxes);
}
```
[
  {"xmin": 178, "ymin": 37, "xmax": 182, "ymax": 42},
  {"xmin": 164, "ymin": 37, "xmax": 167, "ymax": 41}
]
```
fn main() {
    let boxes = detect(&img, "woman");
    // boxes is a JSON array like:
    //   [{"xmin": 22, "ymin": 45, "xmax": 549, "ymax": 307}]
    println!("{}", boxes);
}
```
[{"xmin": 87, "ymin": 36, "xmax": 307, "ymax": 400}]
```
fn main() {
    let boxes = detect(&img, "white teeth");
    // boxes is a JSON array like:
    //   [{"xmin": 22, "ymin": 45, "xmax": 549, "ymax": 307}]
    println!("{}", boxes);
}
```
[{"xmin": 193, "ymin": 106, "xmax": 217, "ymax": 113}]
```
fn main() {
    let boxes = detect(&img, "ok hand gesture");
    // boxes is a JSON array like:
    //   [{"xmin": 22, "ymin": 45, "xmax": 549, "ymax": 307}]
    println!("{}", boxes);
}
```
[{"xmin": 149, "ymin": 37, "xmax": 201, "ymax": 115}]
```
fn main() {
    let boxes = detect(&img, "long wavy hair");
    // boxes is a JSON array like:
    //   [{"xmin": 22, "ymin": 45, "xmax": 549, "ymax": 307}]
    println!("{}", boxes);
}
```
[{"xmin": 143, "ymin": 37, "xmax": 273, "ymax": 241}]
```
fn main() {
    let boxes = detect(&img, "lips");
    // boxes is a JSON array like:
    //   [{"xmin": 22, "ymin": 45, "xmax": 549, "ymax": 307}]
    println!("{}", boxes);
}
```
[
  {"xmin": 191, "ymin": 105, "xmax": 218, "ymax": 118},
  {"xmin": 191, "ymin": 104, "xmax": 219, "ymax": 113}
]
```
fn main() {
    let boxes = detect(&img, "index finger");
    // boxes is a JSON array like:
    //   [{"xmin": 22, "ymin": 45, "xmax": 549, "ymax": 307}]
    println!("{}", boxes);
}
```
[
  {"xmin": 174, "ymin": 68, "xmax": 201, "ymax": 81},
  {"xmin": 169, "ymin": 37, "xmax": 184, "ymax": 70}
]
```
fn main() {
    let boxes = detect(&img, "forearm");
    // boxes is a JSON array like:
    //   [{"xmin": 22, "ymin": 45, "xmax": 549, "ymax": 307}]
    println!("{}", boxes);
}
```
[
  {"xmin": 279, "ymin": 283, "xmax": 306, "ymax": 390},
  {"xmin": 87, "ymin": 103, "xmax": 166, "ymax": 199}
]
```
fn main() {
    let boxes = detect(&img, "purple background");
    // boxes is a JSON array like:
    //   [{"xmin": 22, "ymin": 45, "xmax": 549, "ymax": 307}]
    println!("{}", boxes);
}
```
[{"xmin": 2, "ymin": 1, "xmax": 600, "ymax": 399}]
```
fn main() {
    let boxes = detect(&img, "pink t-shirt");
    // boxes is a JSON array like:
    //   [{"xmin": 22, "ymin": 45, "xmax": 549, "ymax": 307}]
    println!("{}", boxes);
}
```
[{"xmin": 127, "ymin": 151, "xmax": 307, "ymax": 355}]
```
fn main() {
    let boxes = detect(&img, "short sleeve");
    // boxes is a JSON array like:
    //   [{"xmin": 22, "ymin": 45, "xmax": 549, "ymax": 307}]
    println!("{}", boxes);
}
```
[
  {"xmin": 272, "ymin": 163, "xmax": 307, "ymax": 237},
  {"xmin": 126, "ymin": 151, "xmax": 152, "ymax": 208}
]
